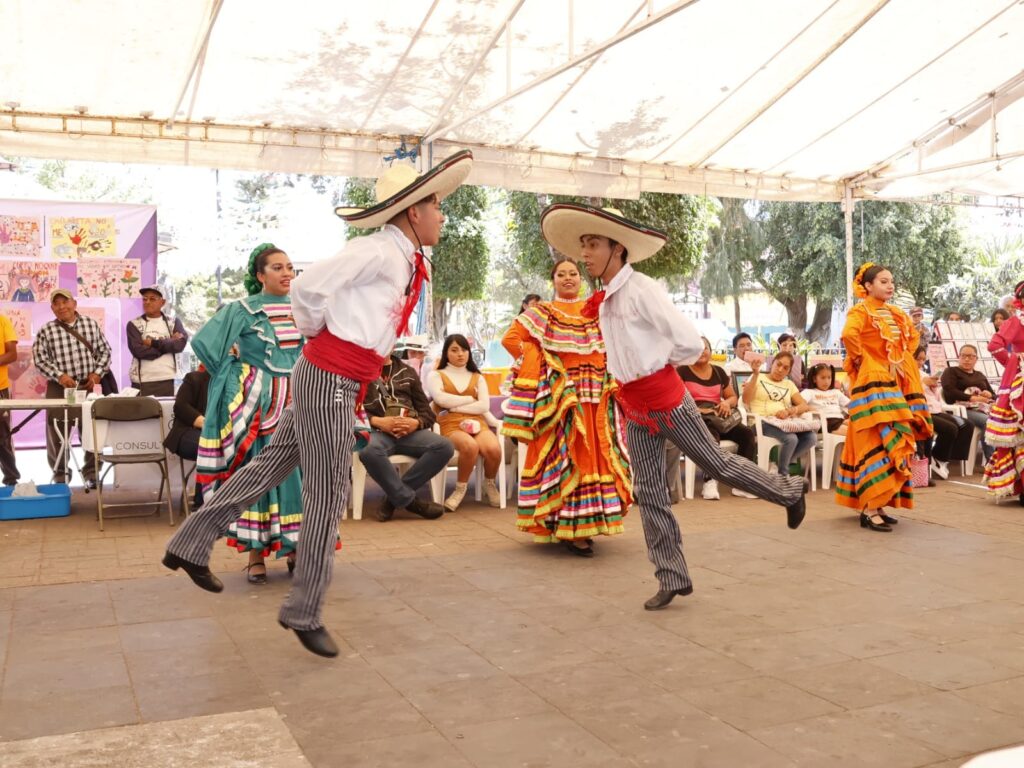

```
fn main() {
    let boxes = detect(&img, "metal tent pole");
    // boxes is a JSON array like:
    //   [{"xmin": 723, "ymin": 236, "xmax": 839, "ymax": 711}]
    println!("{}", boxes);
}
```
[{"xmin": 844, "ymin": 184, "xmax": 855, "ymax": 309}]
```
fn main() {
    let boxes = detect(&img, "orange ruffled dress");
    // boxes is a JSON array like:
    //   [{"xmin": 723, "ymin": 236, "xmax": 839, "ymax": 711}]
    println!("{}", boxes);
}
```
[
  {"xmin": 835, "ymin": 297, "xmax": 933, "ymax": 511},
  {"xmin": 502, "ymin": 299, "xmax": 632, "ymax": 542}
]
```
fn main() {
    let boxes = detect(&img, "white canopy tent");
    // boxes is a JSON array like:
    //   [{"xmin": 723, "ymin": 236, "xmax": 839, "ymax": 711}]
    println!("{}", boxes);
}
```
[{"xmin": 2, "ymin": 0, "xmax": 1023, "ymax": 300}]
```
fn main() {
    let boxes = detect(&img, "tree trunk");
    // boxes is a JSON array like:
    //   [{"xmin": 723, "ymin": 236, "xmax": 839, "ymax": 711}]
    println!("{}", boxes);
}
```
[
  {"xmin": 780, "ymin": 295, "xmax": 808, "ymax": 337},
  {"xmin": 733, "ymin": 293, "xmax": 741, "ymax": 332},
  {"xmin": 806, "ymin": 302, "xmax": 832, "ymax": 344},
  {"xmin": 432, "ymin": 297, "xmax": 451, "ymax": 339}
]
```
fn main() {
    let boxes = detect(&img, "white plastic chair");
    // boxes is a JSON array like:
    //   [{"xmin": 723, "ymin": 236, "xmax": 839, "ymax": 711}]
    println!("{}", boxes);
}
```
[
  {"xmin": 348, "ymin": 453, "xmax": 442, "ymax": 520},
  {"xmin": 682, "ymin": 440, "xmax": 739, "ymax": 500},
  {"xmin": 429, "ymin": 423, "xmax": 508, "ymax": 509},
  {"xmin": 751, "ymin": 412, "xmax": 816, "ymax": 491},
  {"xmin": 817, "ymin": 413, "xmax": 847, "ymax": 490}
]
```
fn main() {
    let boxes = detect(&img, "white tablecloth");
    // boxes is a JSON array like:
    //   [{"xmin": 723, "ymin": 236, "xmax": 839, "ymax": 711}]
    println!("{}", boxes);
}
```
[{"xmin": 80, "ymin": 397, "xmax": 178, "ymax": 489}]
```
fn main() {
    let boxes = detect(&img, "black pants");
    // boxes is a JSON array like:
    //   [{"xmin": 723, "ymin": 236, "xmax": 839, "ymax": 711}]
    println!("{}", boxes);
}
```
[
  {"xmin": 44, "ymin": 380, "xmax": 98, "ymax": 482},
  {"xmin": 138, "ymin": 380, "xmax": 175, "ymax": 397},
  {"xmin": 702, "ymin": 416, "xmax": 756, "ymax": 462},
  {"xmin": 919, "ymin": 411, "xmax": 974, "ymax": 462},
  {"xmin": 0, "ymin": 387, "xmax": 20, "ymax": 485},
  {"xmin": 170, "ymin": 428, "xmax": 203, "ymax": 507}
]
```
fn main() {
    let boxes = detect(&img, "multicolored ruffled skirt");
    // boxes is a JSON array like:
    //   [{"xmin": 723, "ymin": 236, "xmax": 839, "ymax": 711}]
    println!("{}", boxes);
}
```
[{"xmin": 984, "ymin": 372, "xmax": 1024, "ymax": 497}]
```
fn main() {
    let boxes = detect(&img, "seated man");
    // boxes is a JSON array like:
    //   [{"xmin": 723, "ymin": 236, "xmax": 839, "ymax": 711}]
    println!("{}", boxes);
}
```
[
  {"xmin": 940, "ymin": 344, "xmax": 994, "ymax": 462},
  {"xmin": 361, "ymin": 349, "xmax": 453, "ymax": 521},
  {"xmin": 723, "ymin": 331, "xmax": 754, "ymax": 375},
  {"xmin": 164, "ymin": 368, "xmax": 210, "ymax": 507}
]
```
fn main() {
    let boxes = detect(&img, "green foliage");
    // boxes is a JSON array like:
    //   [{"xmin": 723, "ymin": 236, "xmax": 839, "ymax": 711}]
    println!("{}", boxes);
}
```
[
  {"xmin": 701, "ymin": 198, "xmax": 758, "ymax": 328},
  {"xmin": 31, "ymin": 159, "xmax": 154, "ymax": 203},
  {"xmin": 931, "ymin": 236, "xmax": 1024, "ymax": 320},
  {"xmin": 755, "ymin": 199, "xmax": 969, "ymax": 339},
  {"xmin": 504, "ymin": 190, "xmax": 717, "ymax": 287}
]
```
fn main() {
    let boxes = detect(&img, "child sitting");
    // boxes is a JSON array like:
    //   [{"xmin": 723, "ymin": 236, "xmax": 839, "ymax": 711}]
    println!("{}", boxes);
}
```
[{"xmin": 801, "ymin": 363, "xmax": 850, "ymax": 435}]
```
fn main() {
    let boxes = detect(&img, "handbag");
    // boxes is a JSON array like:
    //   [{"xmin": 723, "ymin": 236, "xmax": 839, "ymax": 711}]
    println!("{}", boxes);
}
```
[
  {"xmin": 56, "ymin": 321, "xmax": 119, "ymax": 394},
  {"xmin": 909, "ymin": 455, "xmax": 930, "ymax": 488},
  {"xmin": 701, "ymin": 409, "xmax": 742, "ymax": 434}
]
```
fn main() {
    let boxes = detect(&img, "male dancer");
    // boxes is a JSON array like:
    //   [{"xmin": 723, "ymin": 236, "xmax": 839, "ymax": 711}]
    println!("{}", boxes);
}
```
[
  {"xmin": 162, "ymin": 150, "xmax": 473, "ymax": 656},
  {"xmin": 540, "ymin": 204, "xmax": 807, "ymax": 611}
]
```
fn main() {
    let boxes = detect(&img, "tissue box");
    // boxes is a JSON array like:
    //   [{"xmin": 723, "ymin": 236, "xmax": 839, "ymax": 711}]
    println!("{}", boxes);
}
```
[{"xmin": 0, "ymin": 484, "xmax": 72, "ymax": 520}]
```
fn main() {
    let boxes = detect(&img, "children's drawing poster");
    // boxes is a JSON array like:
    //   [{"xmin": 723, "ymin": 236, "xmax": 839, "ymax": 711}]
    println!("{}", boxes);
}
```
[
  {"xmin": 0, "ymin": 305, "xmax": 32, "ymax": 340},
  {"xmin": 0, "ymin": 216, "xmax": 42, "ymax": 258},
  {"xmin": 77, "ymin": 304, "xmax": 106, "ymax": 328},
  {"xmin": 50, "ymin": 216, "xmax": 117, "ymax": 259},
  {"xmin": 0, "ymin": 260, "xmax": 60, "ymax": 303},
  {"xmin": 77, "ymin": 258, "xmax": 141, "ymax": 298}
]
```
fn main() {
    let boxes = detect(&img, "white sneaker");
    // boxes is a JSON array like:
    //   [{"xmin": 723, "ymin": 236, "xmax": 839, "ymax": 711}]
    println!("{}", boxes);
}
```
[
  {"xmin": 930, "ymin": 459, "xmax": 950, "ymax": 480},
  {"xmin": 445, "ymin": 482, "xmax": 468, "ymax": 512},
  {"xmin": 701, "ymin": 479, "xmax": 720, "ymax": 500},
  {"xmin": 484, "ymin": 478, "xmax": 501, "ymax": 508},
  {"xmin": 731, "ymin": 488, "xmax": 758, "ymax": 499}
]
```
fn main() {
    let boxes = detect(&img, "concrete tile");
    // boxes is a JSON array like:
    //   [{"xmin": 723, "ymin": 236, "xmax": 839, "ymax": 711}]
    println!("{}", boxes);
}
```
[
  {"xmin": 866, "ymin": 646, "xmax": 1021, "ymax": 691},
  {"xmin": 0, "ymin": 685, "xmax": 138, "ymax": 741},
  {"xmin": 366, "ymin": 642, "xmax": 501, "ymax": 694},
  {"xmin": 266, "ymin": 656, "xmax": 394, "ymax": 706},
  {"xmin": 775, "ymin": 659, "xmax": 938, "ymax": 709},
  {"xmin": 280, "ymin": 687, "xmax": 433, "ymax": 745},
  {"xmin": 790, "ymin": 621, "xmax": 934, "ymax": 659},
  {"xmin": 2, "ymin": 650, "xmax": 130, "ymax": 698},
  {"xmin": 569, "ymin": 691, "xmax": 797, "ymax": 767},
  {"xmin": 124, "ymin": 642, "xmax": 250, "ymax": 685},
  {"xmin": 953, "ymin": 674, "xmax": 1024, "ymax": 717},
  {"xmin": 450, "ymin": 710, "xmax": 627, "ymax": 768},
  {"xmin": 882, "ymin": 608, "xmax": 1013, "ymax": 645},
  {"xmin": 300, "ymin": 731, "xmax": 473, "ymax": 768},
  {"xmin": 750, "ymin": 711, "xmax": 946, "ymax": 768},
  {"xmin": 941, "ymin": 634, "xmax": 1024, "ymax": 673},
  {"xmin": 622, "ymin": 647, "xmax": 760, "ymax": 692},
  {"xmin": 517, "ymin": 661, "xmax": 667, "ymax": 713},
  {"xmin": 109, "ymin": 576, "xmax": 216, "ymax": 624},
  {"xmin": 133, "ymin": 669, "xmax": 266, "ymax": 722},
  {"xmin": 854, "ymin": 691, "xmax": 1024, "ymax": 758},
  {"xmin": 0, "ymin": 707, "xmax": 308, "ymax": 767},
  {"xmin": 677, "ymin": 675, "xmax": 841, "ymax": 731},
  {"xmin": 13, "ymin": 599, "xmax": 117, "ymax": 633},
  {"xmin": 407, "ymin": 674, "xmax": 554, "ymax": 731},
  {"xmin": 472, "ymin": 629, "xmax": 605, "ymax": 676},
  {"xmin": 119, "ymin": 616, "xmax": 234, "ymax": 652},
  {"xmin": 711, "ymin": 631, "xmax": 854, "ymax": 674}
]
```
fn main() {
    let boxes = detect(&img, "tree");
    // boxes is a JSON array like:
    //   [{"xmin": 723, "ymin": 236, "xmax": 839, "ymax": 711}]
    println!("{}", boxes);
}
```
[
  {"xmin": 169, "ymin": 267, "xmax": 248, "ymax": 333},
  {"xmin": 341, "ymin": 178, "xmax": 490, "ymax": 338},
  {"xmin": 700, "ymin": 197, "xmax": 758, "ymax": 330},
  {"xmin": 931, "ymin": 236, "xmax": 1024, "ymax": 319},
  {"xmin": 504, "ymin": 190, "xmax": 717, "ymax": 288},
  {"xmin": 756, "ymin": 200, "xmax": 968, "ymax": 342}
]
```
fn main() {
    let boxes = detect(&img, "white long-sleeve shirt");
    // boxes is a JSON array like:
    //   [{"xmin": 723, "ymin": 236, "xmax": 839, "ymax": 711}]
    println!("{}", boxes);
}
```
[
  {"xmin": 290, "ymin": 224, "xmax": 417, "ymax": 356},
  {"xmin": 598, "ymin": 265, "xmax": 704, "ymax": 383},
  {"xmin": 426, "ymin": 366, "xmax": 490, "ymax": 414}
]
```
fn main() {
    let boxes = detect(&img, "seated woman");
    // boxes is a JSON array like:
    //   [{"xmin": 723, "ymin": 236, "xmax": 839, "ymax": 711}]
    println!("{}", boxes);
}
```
[
  {"xmin": 913, "ymin": 347, "xmax": 974, "ymax": 480},
  {"xmin": 766, "ymin": 333, "xmax": 803, "ymax": 386},
  {"xmin": 163, "ymin": 368, "xmax": 210, "ymax": 507},
  {"xmin": 677, "ymin": 337, "xmax": 756, "ymax": 499},
  {"xmin": 800, "ymin": 363, "xmax": 850, "ymax": 436},
  {"xmin": 742, "ymin": 351, "xmax": 817, "ymax": 476},
  {"xmin": 427, "ymin": 334, "xmax": 502, "ymax": 511}
]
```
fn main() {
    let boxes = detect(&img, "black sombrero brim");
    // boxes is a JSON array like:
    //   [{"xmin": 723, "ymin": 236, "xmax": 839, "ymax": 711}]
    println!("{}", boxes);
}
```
[
  {"xmin": 335, "ymin": 150, "xmax": 473, "ymax": 229},
  {"xmin": 540, "ymin": 203, "xmax": 668, "ymax": 263}
]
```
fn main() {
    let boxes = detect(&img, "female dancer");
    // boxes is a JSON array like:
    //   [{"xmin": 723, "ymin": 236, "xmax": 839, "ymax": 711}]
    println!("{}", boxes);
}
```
[
  {"xmin": 502, "ymin": 258, "xmax": 631, "ymax": 556},
  {"xmin": 984, "ymin": 280, "xmax": 1024, "ymax": 503},
  {"xmin": 193, "ymin": 244, "xmax": 304, "ymax": 581},
  {"xmin": 427, "ymin": 334, "xmax": 503, "ymax": 511},
  {"xmin": 835, "ymin": 263, "xmax": 932, "ymax": 532}
]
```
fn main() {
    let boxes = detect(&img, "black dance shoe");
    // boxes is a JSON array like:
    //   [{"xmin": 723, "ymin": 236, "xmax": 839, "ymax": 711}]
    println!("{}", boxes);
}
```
[
  {"xmin": 643, "ymin": 585, "xmax": 694, "ymax": 611},
  {"xmin": 563, "ymin": 540, "xmax": 595, "ymax": 558},
  {"xmin": 407, "ymin": 497, "xmax": 445, "ymax": 520},
  {"xmin": 162, "ymin": 552, "xmax": 224, "ymax": 593},
  {"xmin": 879, "ymin": 513, "xmax": 899, "ymax": 525},
  {"xmin": 377, "ymin": 498, "xmax": 395, "ymax": 522},
  {"xmin": 860, "ymin": 513, "xmax": 892, "ymax": 533},
  {"xmin": 786, "ymin": 479, "xmax": 809, "ymax": 530},
  {"xmin": 280, "ymin": 621, "xmax": 339, "ymax": 658}
]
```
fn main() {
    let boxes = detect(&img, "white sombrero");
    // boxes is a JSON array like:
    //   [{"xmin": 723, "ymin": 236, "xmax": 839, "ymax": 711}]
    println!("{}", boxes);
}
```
[
  {"xmin": 335, "ymin": 150, "xmax": 473, "ymax": 229},
  {"xmin": 540, "ymin": 203, "xmax": 668, "ymax": 263},
  {"xmin": 395, "ymin": 334, "xmax": 430, "ymax": 353}
]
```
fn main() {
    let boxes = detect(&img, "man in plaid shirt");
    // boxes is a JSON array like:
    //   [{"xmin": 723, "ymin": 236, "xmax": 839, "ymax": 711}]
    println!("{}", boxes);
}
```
[{"xmin": 32, "ymin": 289, "xmax": 113, "ymax": 487}]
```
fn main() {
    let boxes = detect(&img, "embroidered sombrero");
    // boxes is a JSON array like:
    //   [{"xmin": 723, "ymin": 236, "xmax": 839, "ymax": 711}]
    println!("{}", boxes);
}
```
[
  {"xmin": 335, "ymin": 150, "xmax": 473, "ymax": 229},
  {"xmin": 541, "ymin": 203, "xmax": 668, "ymax": 263}
]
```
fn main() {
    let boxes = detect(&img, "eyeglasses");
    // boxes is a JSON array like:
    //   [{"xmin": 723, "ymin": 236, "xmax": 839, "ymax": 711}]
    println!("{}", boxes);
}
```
[{"xmin": 960, "ymin": 353, "xmax": 978, "ymax": 359}]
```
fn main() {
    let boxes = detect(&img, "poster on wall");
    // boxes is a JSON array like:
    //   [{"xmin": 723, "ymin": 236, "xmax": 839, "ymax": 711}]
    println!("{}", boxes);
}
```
[
  {"xmin": 0, "ymin": 305, "xmax": 33, "ymax": 340},
  {"xmin": 0, "ymin": 216, "xmax": 42, "ymax": 258},
  {"xmin": 50, "ymin": 216, "xmax": 117, "ymax": 259},
  {"xmin": 77, "ymin": 305, "xmax": 106, "ymax": 328},
  {"xmin": 0, "ymin": 260, "xmax": 60, "ymax": 302},
  {"xmin": 77, "ymin": 258, "xmax": 141, "ymax": 298}
]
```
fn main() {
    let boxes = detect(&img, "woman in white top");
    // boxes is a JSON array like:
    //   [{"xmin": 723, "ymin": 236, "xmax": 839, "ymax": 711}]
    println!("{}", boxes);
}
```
[
  {"xmin": 742, "ymin": 351, "xmax": 817, "ymax": 475},
  {"xmin": 427, "ymin": 334, "xmax": 502, "ymax": 511}
]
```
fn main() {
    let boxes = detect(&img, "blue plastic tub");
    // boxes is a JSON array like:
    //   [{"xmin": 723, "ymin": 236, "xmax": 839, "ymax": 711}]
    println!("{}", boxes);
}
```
[{"xmin": 0, "ymin": 484, "xmax": 72, "ymax": 520}]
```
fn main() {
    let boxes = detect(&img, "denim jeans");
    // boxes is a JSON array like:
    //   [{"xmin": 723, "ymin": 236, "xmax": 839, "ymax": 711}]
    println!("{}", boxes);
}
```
[
  {"xmin": 963, "ymin": 408, "xmax": 993, "ymax": 461},
  {"xmin": 358, "ymin": 428, "xmax": 455, "ymax": 508},
  {"xmin": 760, "ymin": 423, "xmax": 817, "ymax": 475}
]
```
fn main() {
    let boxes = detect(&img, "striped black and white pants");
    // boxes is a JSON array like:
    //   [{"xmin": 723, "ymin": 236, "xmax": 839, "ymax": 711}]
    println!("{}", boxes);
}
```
[
  {"xmin": 167, "ymin": 356, "xmax": 357, "ymax": 630},
  {"xmin": 628, "ymin": 393, "xmax": 805, "ymax": 591}
]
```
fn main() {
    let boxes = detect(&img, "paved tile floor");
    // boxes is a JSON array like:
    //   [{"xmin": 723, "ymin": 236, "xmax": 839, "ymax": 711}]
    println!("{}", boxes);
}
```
[{"xmin": 0, "ymin": 454, "xmax": 1022, "ymax": 767}]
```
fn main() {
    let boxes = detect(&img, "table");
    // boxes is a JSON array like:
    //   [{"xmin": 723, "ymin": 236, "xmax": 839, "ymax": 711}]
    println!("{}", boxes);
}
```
[{"xmin": 0, "ymin": 398, "xmax": 84, "ymax": 480}]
